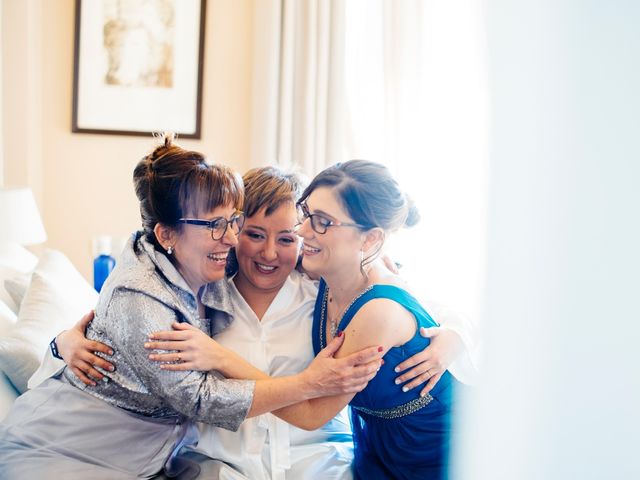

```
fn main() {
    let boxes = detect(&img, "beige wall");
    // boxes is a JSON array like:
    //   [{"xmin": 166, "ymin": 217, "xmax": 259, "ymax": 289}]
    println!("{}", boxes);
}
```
[{"xmin": 1, "ymin": 0, "xmax": 254, "ymax": 280}]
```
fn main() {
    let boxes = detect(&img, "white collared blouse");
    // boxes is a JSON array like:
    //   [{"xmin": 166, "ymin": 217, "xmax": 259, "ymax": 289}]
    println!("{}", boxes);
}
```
[{"xmin": 191, "ymin": 270, "xmax": 354, "ymax": 480}]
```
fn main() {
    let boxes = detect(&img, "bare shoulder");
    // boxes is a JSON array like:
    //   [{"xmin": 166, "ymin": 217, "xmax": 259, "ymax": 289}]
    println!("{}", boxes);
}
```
[
  {"xmin": 357, "ymin": 297, "xmax": 416, "ymax": 329},
  {"xmin": 342, "ymin": 296, "xmax": 416, "ymax": 352}
]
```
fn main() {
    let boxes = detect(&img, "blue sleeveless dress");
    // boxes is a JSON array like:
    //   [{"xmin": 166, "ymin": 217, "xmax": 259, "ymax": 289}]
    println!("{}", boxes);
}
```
[{"xmin": 312, "ymin": 279, "xmax": 457, "ymax": 480}]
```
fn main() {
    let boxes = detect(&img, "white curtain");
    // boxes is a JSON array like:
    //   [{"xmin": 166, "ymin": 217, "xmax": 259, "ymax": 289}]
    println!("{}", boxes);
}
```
[
  {"xmin": 342, "ymin": 0, "xmax": 490, "ymax": 321},
  {"xmin": 249, "ymin": 0, "xmax": 347, "ymax": 173}
]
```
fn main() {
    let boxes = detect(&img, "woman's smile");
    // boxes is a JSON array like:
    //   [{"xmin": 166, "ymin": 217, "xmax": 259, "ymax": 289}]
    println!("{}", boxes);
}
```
[{"xmin": 206, "ymin": 251, "xmax": 229, "ymax": 265}]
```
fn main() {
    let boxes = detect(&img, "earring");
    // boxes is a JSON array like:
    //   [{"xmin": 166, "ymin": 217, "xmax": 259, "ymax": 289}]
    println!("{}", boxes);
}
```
[
  {"xmin": 359, "ymin": 248, "xmax": 368, "ymax": 278},
  {"xmin": 167, "ymin": 245, "xmax": 173, "ymax": 255}
]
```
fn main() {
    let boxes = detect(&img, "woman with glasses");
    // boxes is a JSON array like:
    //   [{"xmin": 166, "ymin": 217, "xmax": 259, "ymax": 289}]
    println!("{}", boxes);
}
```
[
  {"xmin": 290, "ymin": 161, "xmax": 460, "ymax": 479},
  {"xmin": 0, "ymin": 137, "xmax": 383, "ymax": 479},
  {"xmin": 165, "ymin": 166, "xmax": 357, "ymax": 478}
]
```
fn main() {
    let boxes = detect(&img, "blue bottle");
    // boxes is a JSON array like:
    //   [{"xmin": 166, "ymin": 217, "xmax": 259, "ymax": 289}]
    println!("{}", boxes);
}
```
[{"xmin": 93, "ymin": 236, "xmax": 115, "ymax": 292}]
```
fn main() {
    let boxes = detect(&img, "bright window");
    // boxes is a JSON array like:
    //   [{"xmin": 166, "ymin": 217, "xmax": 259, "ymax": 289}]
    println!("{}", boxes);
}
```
[{"xmin": 342, "ymin": 0, "xmax": 490, "ymax": 319}]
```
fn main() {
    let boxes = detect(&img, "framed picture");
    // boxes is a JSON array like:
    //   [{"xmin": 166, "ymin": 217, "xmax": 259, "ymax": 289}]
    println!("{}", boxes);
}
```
[{"xmin": 72, "ymin": 0, "xmax": 206, "ymax": 138}]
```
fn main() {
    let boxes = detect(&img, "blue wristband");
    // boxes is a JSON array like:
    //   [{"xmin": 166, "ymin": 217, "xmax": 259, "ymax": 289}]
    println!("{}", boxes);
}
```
[{"xmin": 49, "ymin": 337, "xmax": 63, "ymax": 360}]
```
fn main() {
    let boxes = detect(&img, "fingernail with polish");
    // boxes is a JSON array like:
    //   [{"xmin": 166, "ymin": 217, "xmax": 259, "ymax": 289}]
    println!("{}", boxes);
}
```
[
  {"xmin": 102, "ymin": 377, "xmax": 109, "ymax": 383},
  {"xmin": 377, "ymin": 346, "xmax": 383, "ymax": 352},
  {"xmin": 394, "ymin": 366, "xmax": 400, "ymax": 373},
  {"xmin": 395, "ymin": 378, "xmax": 401, "ymax": 385},
  {"xmin": 108, "ymin": 350, "xmax": 114, "ymax": 355},
  {"xmin": 144, "ymin": 343, "xmax": 150, "ymax": 349},
  {"xmin": 402, "ymin": 386, "xmax": 409, "ymax": 393},
  {"xmin": 108, "ymin": 366, "xmax": 115, "ymax": 372},
  {"xmin": 337, "ymin": 330, "xmax": 343, "ymax": 337}
]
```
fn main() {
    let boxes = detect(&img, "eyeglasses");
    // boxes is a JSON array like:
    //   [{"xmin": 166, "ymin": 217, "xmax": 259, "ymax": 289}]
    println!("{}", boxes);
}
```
[
  {"xmin": 296, "ymin": 202, "xmax": 366, "ymax": 235},
  {"xmin": 178, "ymin": 212, "xmax": 245, "ymax": 241}
]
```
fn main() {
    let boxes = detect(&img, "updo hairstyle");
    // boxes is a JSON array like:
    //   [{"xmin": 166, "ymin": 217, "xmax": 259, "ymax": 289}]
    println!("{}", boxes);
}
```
[
  {"xmin": 298, "ymin": 160, "xmax": 419, "ymax": 233},
  {"xmin": 133, "ymin": 133, "xmax": 243, "ymax": 250}
]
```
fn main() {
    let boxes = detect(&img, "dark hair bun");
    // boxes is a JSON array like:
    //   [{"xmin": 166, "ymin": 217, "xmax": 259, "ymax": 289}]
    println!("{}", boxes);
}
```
[{"xmin": 148, "ymin": 132, "xmax": 182, "ymax": 165}]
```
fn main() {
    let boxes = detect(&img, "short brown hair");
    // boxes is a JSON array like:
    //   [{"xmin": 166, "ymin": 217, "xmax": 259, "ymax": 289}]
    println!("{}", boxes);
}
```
[{"xmin": 242, "ymin": 166, "xmax": 306, "ymax": 218}]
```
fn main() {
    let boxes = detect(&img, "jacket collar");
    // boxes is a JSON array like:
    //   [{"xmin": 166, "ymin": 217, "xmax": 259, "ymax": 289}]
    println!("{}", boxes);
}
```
[{"xmin": 132, "ymin": 232, "xmax": 235, "ymax": 319}]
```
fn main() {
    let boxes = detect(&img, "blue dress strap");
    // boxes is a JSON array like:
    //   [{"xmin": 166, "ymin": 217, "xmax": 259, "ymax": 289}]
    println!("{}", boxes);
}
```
[
  {"xmin": 337, "ymin": 284, "xmax": 439, "ymax": 334},
  {"xmin": 312, "ymin": 279, "xmax": 440, "ymax": 356}
]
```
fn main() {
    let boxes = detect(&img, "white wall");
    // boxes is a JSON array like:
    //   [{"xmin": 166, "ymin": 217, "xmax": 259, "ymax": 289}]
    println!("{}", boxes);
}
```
[
  {"xmin": 454, "ymin": 1, "xmax": 640, "ymax": 478},
  {"xmin": 1, "ymin": 0, "xmax": 254, "ymax": 278}
]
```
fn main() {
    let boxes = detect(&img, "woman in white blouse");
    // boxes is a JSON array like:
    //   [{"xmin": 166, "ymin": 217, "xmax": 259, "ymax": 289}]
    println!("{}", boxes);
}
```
[
  {"xmin": 184, "ymin": 166, "xmax": 354, "ymax": 479},
  {"xmin": 53, "ymin": 166, "xmax": 475, "ymax": 479}
]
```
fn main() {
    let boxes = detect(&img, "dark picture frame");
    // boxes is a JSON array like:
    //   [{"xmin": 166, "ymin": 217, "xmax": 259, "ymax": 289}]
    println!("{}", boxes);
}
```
[{"xmin": 72, "ymin": 0, "xmax": 206, "ymax": 138}]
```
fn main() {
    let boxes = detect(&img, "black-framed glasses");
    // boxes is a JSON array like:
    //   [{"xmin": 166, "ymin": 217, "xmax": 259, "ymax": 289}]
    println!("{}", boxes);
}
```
[
  {"xmin": 178, "ymin": 212, "xmax": 245, "ymax": 241},
  {"xmin": 296, "ymin": 202, "xmax": 366, "ymax": 235}
]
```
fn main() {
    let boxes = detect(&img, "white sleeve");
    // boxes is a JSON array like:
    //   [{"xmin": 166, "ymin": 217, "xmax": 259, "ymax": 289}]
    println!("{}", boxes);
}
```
[
  {"xmin": 427, "ymin": 302, "xmax": 481, "ymax": 385},
  {"xmin": 27, "ymin": 341, "xmax": 66, "ymax": 389}
]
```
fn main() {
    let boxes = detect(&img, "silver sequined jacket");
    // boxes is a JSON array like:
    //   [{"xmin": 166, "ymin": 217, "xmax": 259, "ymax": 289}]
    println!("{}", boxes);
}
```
[{"xmin": 63, "ymin": 231, "xmax": 255, "ymax": 431}]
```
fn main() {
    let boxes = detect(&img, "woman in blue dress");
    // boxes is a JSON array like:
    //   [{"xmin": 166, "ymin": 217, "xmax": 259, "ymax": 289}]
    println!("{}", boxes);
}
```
[
  {"xmin": 311, "ymin": 280, "xmax": 455, "ymax": 479},
  {"xmin": 294, "ymin": 160, "xmax": 459, "ymax": 479}
]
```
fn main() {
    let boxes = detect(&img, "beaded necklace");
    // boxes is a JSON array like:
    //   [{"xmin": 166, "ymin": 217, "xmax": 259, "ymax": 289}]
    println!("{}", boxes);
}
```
[{"xmin": 321, "ymin": 284, "xmax": 374, "ymax": 343}]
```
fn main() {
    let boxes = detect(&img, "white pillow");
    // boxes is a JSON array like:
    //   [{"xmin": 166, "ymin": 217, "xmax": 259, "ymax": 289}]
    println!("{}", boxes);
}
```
[
  {"xmin": 0, "ymin": 265, "xmax": 22, "ymax": 314},
  {"xmin": 0, "ymin": 300, "xmax": 17, "ymax": 336},
  {"xmin": 0, "ymin": 244, "xmax": 38, "ymax": 314},
  {"xmin": 3, "ymin": 272, "xmax": 31, "ymax": 309},
  {"xmin": 0, "ymin": 249, "xmax": 98, "ymax": 392},
  {"xmin": 0, "ymin": 243, "xmax": 38, "ymax": 271}
]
